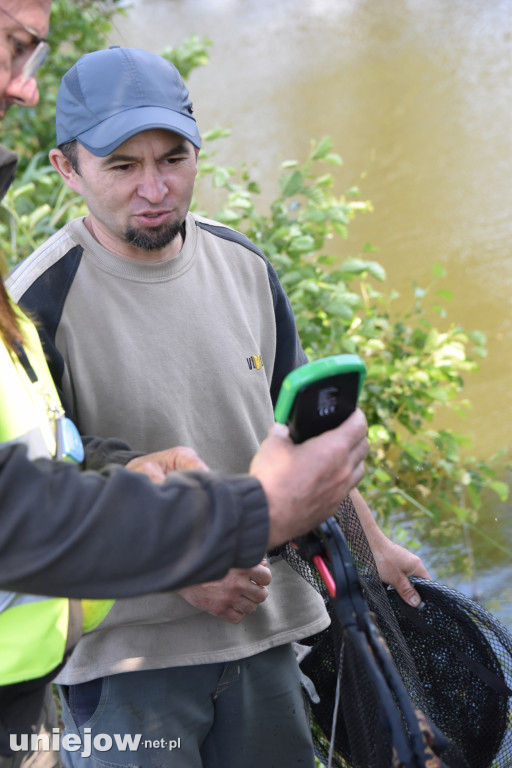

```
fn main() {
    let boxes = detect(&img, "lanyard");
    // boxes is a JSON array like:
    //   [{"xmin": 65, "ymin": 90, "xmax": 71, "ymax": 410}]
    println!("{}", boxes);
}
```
[
  {"xmin": 12, "ymin": 342, "xmax": 84, "ymax": 464},
  {"xmin": 13, "ymin": 342, "xmax": 38, "ymax": 384}
]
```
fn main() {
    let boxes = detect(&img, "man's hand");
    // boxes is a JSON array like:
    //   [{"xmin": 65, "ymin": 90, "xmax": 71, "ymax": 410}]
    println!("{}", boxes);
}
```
[
  {"xmin": 350, "ymin": 489, "xmax": 431, "ymax": 608},
  {"xmin": 177, "ymin": 561, "xmax": 272, "ymax": 624},
  {"xmin": 251, "ymin": 409, "xmax": 368, "ymax": 549},
  {"xmin": 126, "ymin": 447, "xmax": 209, "ymax": 483},
  {"xmin": 371, "ymin": 537, "xmax": 431, "ymax": 607}
]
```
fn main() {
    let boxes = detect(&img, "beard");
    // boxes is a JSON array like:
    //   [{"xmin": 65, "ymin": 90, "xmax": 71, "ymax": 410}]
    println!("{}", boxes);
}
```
[{"xmin": 124, "ymin": 220, "xmax": 183, "ymax": 251}]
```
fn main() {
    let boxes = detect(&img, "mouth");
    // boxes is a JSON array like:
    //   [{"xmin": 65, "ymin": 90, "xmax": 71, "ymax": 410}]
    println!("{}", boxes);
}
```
[{"xmin": 134, "ymin": 211, "xmax": 171, "ymax": 227}]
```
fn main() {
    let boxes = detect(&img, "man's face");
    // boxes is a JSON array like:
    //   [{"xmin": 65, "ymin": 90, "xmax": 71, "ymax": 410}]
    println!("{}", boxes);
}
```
[
  {"xmin": 0, "ymin": 0, "xmax": 51, "ymax": 117},
  {"xmin": 60, "ymin": 129, "xmax": 199, "ymax": 262}
]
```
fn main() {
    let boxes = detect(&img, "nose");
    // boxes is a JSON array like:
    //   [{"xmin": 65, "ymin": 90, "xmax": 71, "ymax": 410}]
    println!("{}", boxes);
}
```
[
  {"xmin": 5, "ymin": 74, "xmax": 40, "ymax": 108},
  {"xmin": 137, "ymin": 167, "xmax": 168, "ymax": 203}
]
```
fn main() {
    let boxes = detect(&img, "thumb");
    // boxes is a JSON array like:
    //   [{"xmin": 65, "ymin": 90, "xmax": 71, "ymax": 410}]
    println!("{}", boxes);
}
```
[
  {"xmin": 395, "ymin": 578, "xmax": 423, "ymax": 608},
  {"xmin": 269, "ymin": 422, "xmax": 290, "ymax": 439}
]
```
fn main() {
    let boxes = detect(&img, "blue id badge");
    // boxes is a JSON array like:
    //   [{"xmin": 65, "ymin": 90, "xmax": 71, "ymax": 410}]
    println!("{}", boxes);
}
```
[{"xmin": 55, "ymin": 415, "xmax": 85, "ymax": 464}]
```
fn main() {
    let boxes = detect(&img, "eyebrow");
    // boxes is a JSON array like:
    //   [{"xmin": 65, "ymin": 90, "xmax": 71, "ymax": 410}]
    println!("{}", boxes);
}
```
[
  {"xmin": 101, "ymin": 142, "xmax": 191, "ymax": 168},
  {"xmin": 0, "ymin": 5, "xmax": 47, "ymax": 44}
]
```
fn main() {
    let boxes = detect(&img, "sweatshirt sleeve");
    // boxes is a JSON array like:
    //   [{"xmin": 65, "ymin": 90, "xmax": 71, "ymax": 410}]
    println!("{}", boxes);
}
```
[
  {"xmin": 265, "ymin": 258, "xmax": 308, "ymax": 406},
  {"xmin": 0, "ymin": 443, "xmax": 269, "ymax": 599}
]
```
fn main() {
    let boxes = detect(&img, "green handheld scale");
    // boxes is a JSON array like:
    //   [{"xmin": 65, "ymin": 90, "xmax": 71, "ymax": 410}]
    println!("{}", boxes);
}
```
[{"xmin": 274, "ymin": 354, "xmax": 366, "ymax": 444}]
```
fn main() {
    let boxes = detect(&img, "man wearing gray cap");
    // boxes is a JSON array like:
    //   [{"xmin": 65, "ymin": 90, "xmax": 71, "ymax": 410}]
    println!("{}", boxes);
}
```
[{"xmin": 9, "ymin": 46, "xmax": 428, "ymax": 767}]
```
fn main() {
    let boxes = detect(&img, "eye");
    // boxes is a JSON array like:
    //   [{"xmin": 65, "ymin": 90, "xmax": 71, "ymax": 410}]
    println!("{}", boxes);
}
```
[
  {"xmin": 164, "ymin": 155, "xmax": 186, "ymax": 165},
  {"xmin": 9, "ymin": 35, "xmax": 32, "ymax": 62}
]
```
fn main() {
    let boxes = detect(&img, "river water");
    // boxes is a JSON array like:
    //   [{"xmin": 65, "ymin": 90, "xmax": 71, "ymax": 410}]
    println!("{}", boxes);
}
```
[{"xmin": 109, "ymin": 0, "xmax": 511, "ymax": 627}]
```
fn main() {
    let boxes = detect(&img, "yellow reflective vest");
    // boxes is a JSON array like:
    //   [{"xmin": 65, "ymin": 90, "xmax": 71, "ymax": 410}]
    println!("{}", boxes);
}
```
[{"xmin": 0, "ymin": 305, "xmax": 113, "ymax": 686}]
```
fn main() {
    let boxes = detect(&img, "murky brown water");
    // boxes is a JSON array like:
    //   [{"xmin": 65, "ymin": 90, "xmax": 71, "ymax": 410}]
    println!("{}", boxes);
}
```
[{"xmin": 110, "ymin": 0, "xmax": 512, "ymax": 622}]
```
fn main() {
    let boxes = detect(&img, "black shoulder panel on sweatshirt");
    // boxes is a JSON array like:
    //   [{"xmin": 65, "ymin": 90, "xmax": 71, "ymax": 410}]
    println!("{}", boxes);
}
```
[
  {"xmin": 195, "ymin": 220, "xmax": 266, "ymax": 259},
  {"xmin": 195, "ymin": 219, "xmax": 280, "ymax": 304},
  {"xmin": 18, "ymin": 245, "xmax": 83, "ymax": 399},
  {"xmin": 195, "ymin": 219, "xmax": 307, "ymax": 405}
]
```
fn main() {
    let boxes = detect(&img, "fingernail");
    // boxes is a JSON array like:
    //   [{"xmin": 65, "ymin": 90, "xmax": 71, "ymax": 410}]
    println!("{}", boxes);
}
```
[
  {"xmin": 272, "ymin": 422, "xmax": 289, "ymax": 438},
  {"xmin": 409, "ymin": 593, "xmax": 422, "ymax": 607}
]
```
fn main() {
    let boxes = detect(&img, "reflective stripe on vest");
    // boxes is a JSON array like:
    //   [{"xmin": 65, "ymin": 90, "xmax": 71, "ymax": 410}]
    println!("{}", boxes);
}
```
[{"xmin": 0, "ymin": 306, "xmax": 113, "ymax": 685}]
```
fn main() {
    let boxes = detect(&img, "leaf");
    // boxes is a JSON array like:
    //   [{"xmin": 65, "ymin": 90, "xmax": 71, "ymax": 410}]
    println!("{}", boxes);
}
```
[
  {"xmin": 374, "ymin": 469, "xmax": 393, "ymax": 483},
  {"xmin": 435, "ymin": 289, "xmax": 453, "ymax": 301},
  {"xmin": 368, "ymin": 424, "xmax": 391, "ymax": 442},
  {"xmin": 213, "ymin": 168, "xmax": 231, "ymax": 188},
  {"xmin": 467, "ymin": 330, "xmax": 487, "ymax": 346},
  {"xmin": 325, "ymin": 153, "xmax": 343, "ymax": 166},
  {"xmin": 280, "ymin": 170, "xmax": 303, "ymax": 198},
  {"xmin": 289, "ymin": 235, "xmax": 315, "ymax": 253},
  {"xmin": 427, "ymin": 387, "xmax": 449, "ymax": 403},
  {"xmin": 202, "ymin": 127, "xmax": 231, "ymax": 141},
  {"xmin": 311, "ymin": 136, "xmax": 332, "ymax": 160},
  {"xmin": 432, "ymin": 263, "xmax": 446, "ymax": 279},
  {"xmin": 316, "ymin": 174, "xmax": 334, "ymax": 188},
  {"xmin": 229, "ymin": 196, "xmax": 252, "ymax": 210},
  {"xmin": 488, "ymin": 481, "xmax": 509, "ymax": 501},
  {"xmin": 340, "ymin": 258, "xmax": 367, "ymax": 274},
  {"xmin": 325, "ymin": 300, "xmax": 355, "ymax": 319},
  {"xmin": 402, "ymin": 441, "xmax": 427, "ymax": 463},
  {"xmin": 365, "ymin": 261, "xmax": 387, "ymax": 281},
  {"xmin": 453, "ymin": 505, "xmax": 471, "ymax": 522},
  {"xmin": 216, "ymin": 209, "xmax": 241, "ymax": 224}
]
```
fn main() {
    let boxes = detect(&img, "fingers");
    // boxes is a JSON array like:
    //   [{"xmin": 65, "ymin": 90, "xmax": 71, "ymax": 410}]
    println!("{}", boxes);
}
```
[
  {"xmin": 177, "ymin": 566, "xmax": 271, "ymax": 624},
  {"xmin": 125, "ymin": 446, "xmax": 210, "ymax": 482},
  {"xmin": 125, "ymin": 459, "xmax": 167, "ymax": 484},
  {"xmin": 233, "ymin": 583, "xmax": 269, "ymax": 612},
  {"xmin": 208, "ymin": 578, "xmax": 270, "ymax": 624},
  {"xmin": 374, "ymin": 543, "xmax": 432, "ymax": 609},
  {"xmin": 230, "ymin": 565, "xmax": 270, "ymax": 607},
  {"xmin": 246, "ymin": 560, "xmax": 272, "ymax": 588},
  {"xmin": 171, "ymin": 446, "xmax": 210, "ymax": 472},
  {"xmin": 410, "ymin": 560, "xmax": 432, "ymax": 581},
  {"xmin": 397, "ymin": 557, "xmax": 432, "ymax": 608},
  {"xmin": 254, "ymin": 407, "xmax": 370, "ymax": 548}
]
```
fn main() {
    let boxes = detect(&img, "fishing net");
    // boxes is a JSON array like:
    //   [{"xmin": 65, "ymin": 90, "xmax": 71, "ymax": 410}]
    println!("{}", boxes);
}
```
[{"xmin": 278, "ymin": 496, "xmax": 512, "ymax": 768}]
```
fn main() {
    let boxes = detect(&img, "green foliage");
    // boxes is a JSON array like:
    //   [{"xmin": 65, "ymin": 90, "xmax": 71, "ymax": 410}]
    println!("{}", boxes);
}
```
[
  {"xmin": 160, "ymin": 35, "xmax": 212, "ymax": 81},
  {"xmin": 194, "ymin": 136, "xmax": 509, "ymax": 576},
  {"xmin": 1, "ymin": 1, "xmax": 508, "ymax": 578}
]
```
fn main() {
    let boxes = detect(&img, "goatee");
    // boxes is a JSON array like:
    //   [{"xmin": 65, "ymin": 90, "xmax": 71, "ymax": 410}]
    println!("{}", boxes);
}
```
[{"xmin": 124, "ymin": 220, "xmax": 183, "ymax": 251}]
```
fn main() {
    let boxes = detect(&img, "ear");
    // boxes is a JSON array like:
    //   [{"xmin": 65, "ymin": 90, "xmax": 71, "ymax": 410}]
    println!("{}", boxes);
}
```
[{"xmin": 49, "ymin": 148, "xmax": 82, "ymax": 193}]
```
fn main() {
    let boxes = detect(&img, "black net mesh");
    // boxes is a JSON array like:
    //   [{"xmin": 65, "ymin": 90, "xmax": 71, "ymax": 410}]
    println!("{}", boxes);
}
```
[
  {"xmin": 280, "ymin": 496, "xmax": 512, "ymax": 768},
  {"xmin": 387, "ymin": 579, "xmax": 512, "ymax": 768}
]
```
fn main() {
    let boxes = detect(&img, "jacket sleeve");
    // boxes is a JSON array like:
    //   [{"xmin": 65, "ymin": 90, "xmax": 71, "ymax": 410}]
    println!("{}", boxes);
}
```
[
  {"xmin": 0, "ymin": 443, "xmax": 268, "ymax": 599},
  {"xmin": 81, "ymin": 435, "xmax": 145, "ymax": 469}
]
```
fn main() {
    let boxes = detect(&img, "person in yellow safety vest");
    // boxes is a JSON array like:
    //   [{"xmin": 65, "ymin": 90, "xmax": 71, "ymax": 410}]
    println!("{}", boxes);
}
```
[
  {"xmin": 0, "ymin": 304, "xmax": 114, "ymax": 767},
  {"xmin": 0, "ymin": 7, "xmax": 370, "ymax": 767}
]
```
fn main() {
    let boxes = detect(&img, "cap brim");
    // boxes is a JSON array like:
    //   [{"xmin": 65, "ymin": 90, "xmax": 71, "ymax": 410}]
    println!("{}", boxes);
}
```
[{"xmin": 76, "ymin": 106, "xmax": 201, "ymax": 156}]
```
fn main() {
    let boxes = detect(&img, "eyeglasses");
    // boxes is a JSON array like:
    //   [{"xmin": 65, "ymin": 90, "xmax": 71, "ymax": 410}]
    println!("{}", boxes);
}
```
[{"xmin": 0, "ymin": 5, "xmax": 49, "ymax": 80}]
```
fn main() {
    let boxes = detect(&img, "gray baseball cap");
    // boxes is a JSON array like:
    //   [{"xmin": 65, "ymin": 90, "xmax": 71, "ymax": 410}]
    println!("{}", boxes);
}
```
[{"xmin": 56, "ymin": 46, "xmax": 201, "ymax": 156}]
